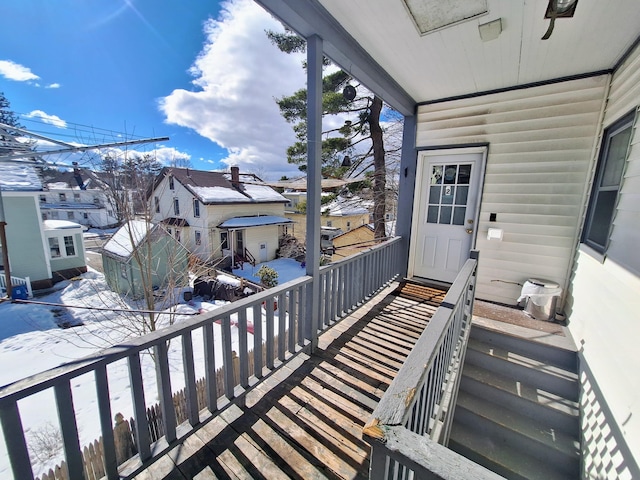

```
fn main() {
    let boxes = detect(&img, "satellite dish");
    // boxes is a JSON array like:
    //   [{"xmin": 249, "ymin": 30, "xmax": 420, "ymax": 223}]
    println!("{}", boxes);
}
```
[{"xmin": 343, "ymin": 85, "xmax": 356, "ymax": 101}]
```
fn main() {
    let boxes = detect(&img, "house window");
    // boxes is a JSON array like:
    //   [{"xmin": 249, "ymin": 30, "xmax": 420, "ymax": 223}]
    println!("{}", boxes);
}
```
[
  {"xmin": 175, "ymin": 229, "xmax": 181, "ymax": 242},
  {"xmin": 74, "ymin": 193, "xmax": 80, "ymax": 202},
  {"xmin": 64, "ymin": 236, "xmax": 76, "ymax": 256},
  {"xmin": 83, "ymin": 212, "xmax": 89, "ymax": 220},
  {"xmin": 195, "ymin": 230, "xmax": 202, "ymax": 245},
  {"xmin": 173, "ymin": 198, "xmax": 180, "ymax": 215},
  {"xmin": 169, "ymin": 176, "xmax": 174, "ymax": 190},
  {"xmin": 48, "ymin": 238, "xmax": 61, "ymax": 258},
  {"xmin": 42, "ymin": 213, "xmax": 47, "ymax": 221},
  {"xmin": 93, "ymin": 197, "xmax": 100, "ymax": 204},
  {"xmin": 193, "ymin": 199, "xmax": 200, "ymax": 218},
  {"xmin": 120, "ymin": 263, "xmax": 128, "ymax": 279},
  {"xmin": 108, "ymin": 210, "xmax": 113, "ymax": 217},
  {"xmin": 583, "ymin": 112, "xmax": 635, "ymax": 253},
  {"xmin": 39, "ymin": 195, "xmax": 46, "ymax": 203},
  {"xmin": 51, "ymin": 211, "xmax": 59, "ymax": 219},
  {"xmin": 346, "ymin": 221, "xmax": 351, "ymax": 231},
  {"xmin": 326, "ymin": 221, "xmax": 332, "ymax": 227},
  {"xmin": 221, "ymin": 231, "xmax": 229, "ymax": 250},
  {"xmin": 154, "ymin": 196, "xmax": 160, "ymax": 213},
  {"xmin": 67, "ymin": 211, "xmax": 75, "ymax": 220},
  {"xmin": 59, "ymin": 193, "xmax": 66, "ymax": 202}
]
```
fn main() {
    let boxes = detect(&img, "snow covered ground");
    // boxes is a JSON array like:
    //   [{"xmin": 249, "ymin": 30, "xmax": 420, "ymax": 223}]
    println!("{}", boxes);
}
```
[{"xmin": 0, "ymin": 257, "xmax": 305, "ymax": 478}]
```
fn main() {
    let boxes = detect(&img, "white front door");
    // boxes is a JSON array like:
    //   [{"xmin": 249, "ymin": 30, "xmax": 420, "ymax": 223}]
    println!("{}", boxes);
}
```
[
  {"xmin": 259, "ymin": 242, "xmax": 268, "ymax": 263},
  {"xmin": 410, "ymin": 148, "xmax": 485, "ymax": 283}
]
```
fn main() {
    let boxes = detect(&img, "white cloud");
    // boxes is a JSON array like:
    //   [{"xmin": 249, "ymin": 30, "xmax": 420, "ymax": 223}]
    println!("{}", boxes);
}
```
[
  {"xmin": 0, "ymin": 60, "xmax": 40, "ymax": 82},
  {"xmin": 46, "ymin": 83, "xmax": 61, "ymax": 89},
  {"xmin": 159, "ymin": 0, "xmax": 306, "ymax": 180},
  {"xmin": 25, "ymin": 110, "xmax": 67, "ymax": 128},
  {"xmin": 146, "ymin": 146, "xmax": 191, "ymax": 166}
]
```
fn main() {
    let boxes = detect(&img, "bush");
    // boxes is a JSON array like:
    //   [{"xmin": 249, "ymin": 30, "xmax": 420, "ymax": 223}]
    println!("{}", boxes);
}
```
[{"xmin": 256, "ymin": 265, "xmax": 278, "ymax": 288}]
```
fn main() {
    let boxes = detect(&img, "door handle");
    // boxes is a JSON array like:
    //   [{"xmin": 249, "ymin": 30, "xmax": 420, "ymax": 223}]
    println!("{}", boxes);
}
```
[{"xmin": 465, "ymin": 228, "xmax": 473, "ymax": 234}]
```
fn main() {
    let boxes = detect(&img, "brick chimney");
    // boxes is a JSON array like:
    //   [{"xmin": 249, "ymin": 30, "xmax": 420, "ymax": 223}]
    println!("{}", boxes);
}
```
[{"xmin": 230, "ymin": 166, "xmax": 240, "ymax": 188}]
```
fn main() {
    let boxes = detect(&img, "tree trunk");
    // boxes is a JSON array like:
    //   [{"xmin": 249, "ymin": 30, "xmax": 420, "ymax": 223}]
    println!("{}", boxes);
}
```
[{"xmin": 369, "ymin": 96, "xmax": 386, "ymax": 239}]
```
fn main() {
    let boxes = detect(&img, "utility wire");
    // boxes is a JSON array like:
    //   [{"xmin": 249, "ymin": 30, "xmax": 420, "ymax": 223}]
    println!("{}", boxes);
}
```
[{"xmin": 7, "ymin": 298, "xmax": 201, "ymax": 316}]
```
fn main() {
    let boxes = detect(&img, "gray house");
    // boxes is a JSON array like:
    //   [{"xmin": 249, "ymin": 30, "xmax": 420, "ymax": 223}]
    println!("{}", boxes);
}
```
[{"xmin": 101, "ymin": 220, "xmax": 189, "ymax": 299}]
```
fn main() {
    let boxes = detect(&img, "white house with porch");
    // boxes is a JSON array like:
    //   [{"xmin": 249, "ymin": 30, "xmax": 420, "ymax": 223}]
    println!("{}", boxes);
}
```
[{"xmin": 149, "ymin": 166, "xmax": 292, "ymax": 267}]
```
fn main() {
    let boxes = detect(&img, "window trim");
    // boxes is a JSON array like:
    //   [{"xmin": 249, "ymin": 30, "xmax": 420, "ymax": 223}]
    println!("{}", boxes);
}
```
[
  {"xmin": 47, "ymin": 234, "xmax": 78, "ymax": 260},
  {"xmin": 582, "ymin": 110, "xmax": 635, "ymax": 254},
  {"xmin": 193, "ymin": 198, "xmax": 200, "ymax": 218}
]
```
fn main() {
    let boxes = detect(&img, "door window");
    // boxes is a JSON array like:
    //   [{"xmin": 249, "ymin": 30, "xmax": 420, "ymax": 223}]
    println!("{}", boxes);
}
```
[{"xmin": 427, "ymin": 163, "xmax": 471, "ymax": 225}]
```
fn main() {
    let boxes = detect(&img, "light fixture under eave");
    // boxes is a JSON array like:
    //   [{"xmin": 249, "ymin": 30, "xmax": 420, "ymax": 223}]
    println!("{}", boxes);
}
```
[
  {"xmin": 542, "ymin": 0, "xmax": 578, "ymax": 40},
  {"xmin": 478, "ymin": 18, "xmax": 502, "ymax": 42}
]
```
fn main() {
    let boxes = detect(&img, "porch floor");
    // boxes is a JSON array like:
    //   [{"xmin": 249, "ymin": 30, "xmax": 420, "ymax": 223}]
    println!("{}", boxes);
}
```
[{"xmin": 131, "ymin": 281, "xmax": 446, "ymax": 480}]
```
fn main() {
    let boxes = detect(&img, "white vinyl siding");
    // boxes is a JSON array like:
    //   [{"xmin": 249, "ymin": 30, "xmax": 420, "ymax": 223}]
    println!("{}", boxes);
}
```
[
  {"xmin": 570, "ymin": 45, "xmax": 640, "ymax": 473},
  {"xmin": 417, "ymin": 75, "xmax": 608, "ymax": 305}
]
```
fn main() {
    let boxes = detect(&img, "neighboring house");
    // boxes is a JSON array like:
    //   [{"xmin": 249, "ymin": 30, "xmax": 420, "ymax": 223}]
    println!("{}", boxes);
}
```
[
  {"xmin": 0, "ymin": 163, "xmax": 86, "ymax": 291},
  {"xmin": 39, "ymin": 168, "xmax": 118, "ymax": 228},
  {"xmin": 255, "ymin": 1, "xmax": 640, "ymax": 477},
  {"xmin": 331, "ymin": 224, "xmax": 374, "ymax": 259},
  {"xmin": 101, "ymin": 220, "xmax": 189, "ymax": 299},
  {"xmin": 149, "ymin": 166, "xmax": 292, "ymax": 266},
  {"xmin": 321, "ymin": 195, "xmax": 371, "ymax": 231}
]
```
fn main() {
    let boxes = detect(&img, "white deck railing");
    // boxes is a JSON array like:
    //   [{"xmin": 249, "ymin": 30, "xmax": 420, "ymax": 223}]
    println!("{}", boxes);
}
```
[
  {"xmin": 0, "ymin": 274, "xmax": 32, "ymax": 298},
  {"xmin": 0, "ymin": 237, "xmax": 402, "ymax": 480},
  {"xmin": 363, "ymin": 251, "xmax": 503, "ymax": 480}
]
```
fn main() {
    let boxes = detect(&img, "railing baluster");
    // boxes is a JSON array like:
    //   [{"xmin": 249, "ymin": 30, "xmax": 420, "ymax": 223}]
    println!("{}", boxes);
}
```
[
  {"xmin": 330, "ymin": 268, "xmax": 338, "ymax": 322},
  {"xmin": 94, "ymin": 365, "xmax": 118, "ymax": 479},
  {"xmin": 298, "ymin": 284, "xmax": 307, "ymax": 347},
  {"xmin": 288, "ymin": 287, "xmax": 297, "ymax": 354},
  {"xmin": 128, "ymin": 352, "xmax": 150, "ymax": 460},
  {"xmin": 238, "ymin": 308, "xmax": 249, "ymax": 387},
  {"xmin": 324, "ymin": 270, "xmax": 331, "ymax": 325},
  {"xmin": 265, "ymin": 298, "xmax": 274, "ymax": 369},
  {"xmin": 220, "ymin": 315, "xmax": 235, "ymax": 400},
  {"xmin": 0, "ymin": 401, "xmax": 34, "ymax": 480},
  {"xmin": 336, "ymin": 266, "xmax": 343, "ymax": 317},
  {"xmin": 203, "ymin": 323, "xmax": 218, "ymax": 412},
  {"xmin": 182, "ymin": 331, "xmax": 199, "ymax": 426},
  {"xmin": 278, "ymin": 291, "xmax": 286, "ymax": 361},
  {"xmin": 154, "ymin": 340, "xmax": 176, "ymax": 442},
  {"xmin": 253, "ymin": 304, "xmax": 264, "ymax": 377},
  {"xmin": 54, "ymin": 380, "xmax": 85, "ymax": 479}
]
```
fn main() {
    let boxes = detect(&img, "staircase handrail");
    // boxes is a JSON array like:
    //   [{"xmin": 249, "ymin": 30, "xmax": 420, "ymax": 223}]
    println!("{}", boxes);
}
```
[{"xmin": 363, "ymin": 251, "xmax": 489, "ymax": 479}]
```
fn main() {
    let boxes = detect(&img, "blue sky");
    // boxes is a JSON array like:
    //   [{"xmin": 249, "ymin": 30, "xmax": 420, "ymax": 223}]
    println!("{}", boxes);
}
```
[{"xmin": 0, "ymin": 0, "xmax": 307, "ymax": 180}]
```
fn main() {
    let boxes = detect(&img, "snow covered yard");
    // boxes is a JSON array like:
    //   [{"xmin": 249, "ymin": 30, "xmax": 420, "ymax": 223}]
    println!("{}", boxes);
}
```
[{"xmin": 0, "ymin": 269, "xmax": 256, "ymax": 478}]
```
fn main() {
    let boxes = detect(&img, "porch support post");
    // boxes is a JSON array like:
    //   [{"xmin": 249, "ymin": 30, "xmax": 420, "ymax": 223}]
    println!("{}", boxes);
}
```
[
  {"xmin": 305, "ymin": 34, "xmax": 323, "ymax": 350},
  {"xmin": 396, "ymin": 114, "xmax": 417, "ymax": 278}
]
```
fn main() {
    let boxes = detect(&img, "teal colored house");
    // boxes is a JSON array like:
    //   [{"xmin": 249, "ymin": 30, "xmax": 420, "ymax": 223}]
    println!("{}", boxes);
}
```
[
  {"xmin": 101, "ymin": 220, "xmax": 189, "ymax": 299},
  {"xmin": 1, "ymin": 164, "xmax": 86, "ymax": 291}
]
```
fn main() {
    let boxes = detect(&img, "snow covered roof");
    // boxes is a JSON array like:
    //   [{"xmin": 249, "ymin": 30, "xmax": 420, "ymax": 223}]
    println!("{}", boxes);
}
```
[
  {"xmin": 0, "ymin": 163, "xmax": 42, "ymax": 191},
  {"xmin": 322, "ymin": 196, "xmax": 370, "ymax": 216},
  {"xmin": 153, "ymin": 167, "xmax": 288, "ymax": 204},
  {"xmin": 218, "ymin": 215, "xmax": 293, "ymax": 229},
  {"xmin": 102, "ymin": 220, "xmax": 154, "ymax": 259},
  {"xmin": 43, "ymin": 220, "xmax": 83, "ymax": 231}
]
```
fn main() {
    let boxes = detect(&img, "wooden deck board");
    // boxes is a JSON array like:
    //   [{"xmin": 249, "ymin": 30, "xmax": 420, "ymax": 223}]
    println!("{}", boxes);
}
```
[{"xmin": 130, "ymin": 282, "xmax": 446, "ymax": 480}]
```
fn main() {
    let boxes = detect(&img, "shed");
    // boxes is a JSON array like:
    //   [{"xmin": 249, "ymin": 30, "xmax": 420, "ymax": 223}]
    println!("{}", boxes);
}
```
[{"xmin": 101, "ymin": 220, "xmax": 189, "ymax": 299}]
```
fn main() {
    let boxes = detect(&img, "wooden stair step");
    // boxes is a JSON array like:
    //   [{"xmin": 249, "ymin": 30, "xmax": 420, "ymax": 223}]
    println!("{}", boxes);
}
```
[{"xmin": 449, "ymin": 422, "xmax": 576, "ymax": 480}]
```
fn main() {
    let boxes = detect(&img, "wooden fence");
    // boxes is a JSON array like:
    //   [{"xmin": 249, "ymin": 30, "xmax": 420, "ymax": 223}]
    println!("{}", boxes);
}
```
[{"xmin": 36, "ymin": 350, "xmax": 250, "ymax": 480}]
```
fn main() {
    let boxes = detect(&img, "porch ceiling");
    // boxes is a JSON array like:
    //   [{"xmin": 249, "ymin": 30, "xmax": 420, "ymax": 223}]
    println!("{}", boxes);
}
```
[{"xmin": 257, "ymin": 0, "xmax": 640, "ymax": 111}]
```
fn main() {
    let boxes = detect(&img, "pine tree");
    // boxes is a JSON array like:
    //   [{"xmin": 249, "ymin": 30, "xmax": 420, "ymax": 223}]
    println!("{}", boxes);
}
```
[
  {"xmin": 267, "ymin": 30, "xmax": 395, "ymax": 239},
  {"xmin": 0, "ymin": 92, "xmax": 25, "ymax": 157}
]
